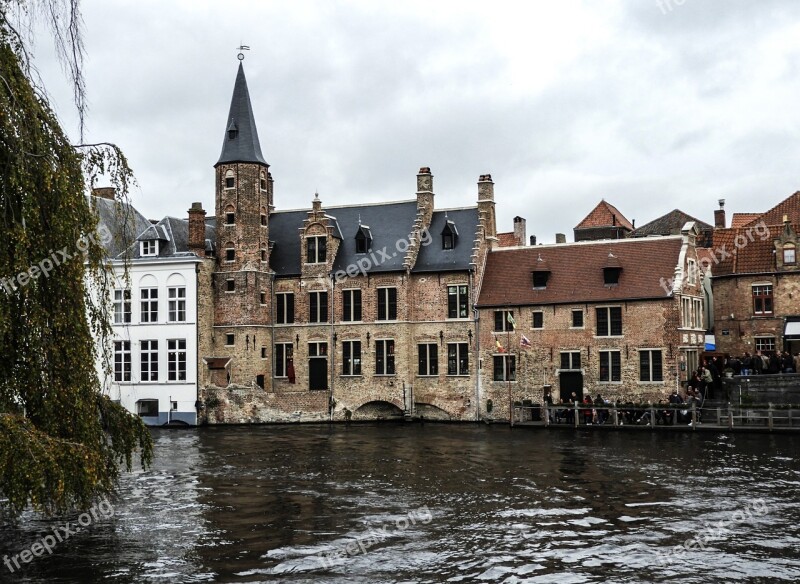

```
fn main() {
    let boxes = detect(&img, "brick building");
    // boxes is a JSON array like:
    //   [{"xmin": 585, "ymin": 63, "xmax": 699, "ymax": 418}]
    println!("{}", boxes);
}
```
[
  {"xmin": 195, "ymin": 63, "xmax": 497, "ymax": 423},
  {"xmin": 476, "ymin": 223, "xmax": 706, "ymax": 420},
  {"xmin": 710, "ymin": 191, "xmax": 800, "ymax": 357},
  {"xmin": 573, "ymin": 199, "xmax": 633, "ymax": 242}
]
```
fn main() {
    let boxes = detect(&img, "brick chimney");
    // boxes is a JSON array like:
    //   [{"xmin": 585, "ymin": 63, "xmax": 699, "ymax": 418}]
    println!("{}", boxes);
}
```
[
  {"xmin": 188, "ymin": 202, "xmax": 207, "ymax": 257},
  {"xmin": 92, "ymin": 187, "xmax": 116, "ymax": 200},
  {"xmin": 714, "ymin": 199, "xmax": 726, "ymax": 228},
  {"xmin": 530, "ymin": 235, "xmax": 536, "ymax": 246},
  {"xmin": 555, "ymin": 233, "xmax": 566, "ymax": 244},
  {"xmin": 513, "ymin": 216, "xmax": 526, "ymax": 246}
]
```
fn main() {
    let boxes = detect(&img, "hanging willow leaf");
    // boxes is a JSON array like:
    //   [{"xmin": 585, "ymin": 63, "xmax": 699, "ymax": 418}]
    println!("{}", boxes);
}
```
[{"xmin": 0, "ymin": 4, "xmax": 153, "ymax": 520}]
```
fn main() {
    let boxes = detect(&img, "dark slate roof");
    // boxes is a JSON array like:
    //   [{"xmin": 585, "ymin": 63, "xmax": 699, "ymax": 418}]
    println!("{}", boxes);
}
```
[
  {"xmin": 215, "ymin": 63, "xmax": 267, "ymax": 166},
  {"xmin": 122, "ymin": 216, "xmax": 214, "ymax": 260},
  {"xmin": 630, "ymin": 209, "xmax": 712, "ymax": 237},
  {"xmin": 477, "ymin": 237, "xmax": 683, "ymax": 307},
  {"xmin": 90, "ymin": 195, "xmax": 152, "ymax": 258},
  {"xmin": 414, "ymin": 208, "xmax": 478, "ymax": 272},
  {"xmin": 269, "ymin": 201, "xmax": 476, "ymax": 277}
]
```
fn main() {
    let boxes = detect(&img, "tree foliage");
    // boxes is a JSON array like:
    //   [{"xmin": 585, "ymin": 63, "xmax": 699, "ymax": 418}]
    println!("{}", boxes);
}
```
[{"xmin": 0, "ymin": 2, "xmax": 153, "ymax": 519}]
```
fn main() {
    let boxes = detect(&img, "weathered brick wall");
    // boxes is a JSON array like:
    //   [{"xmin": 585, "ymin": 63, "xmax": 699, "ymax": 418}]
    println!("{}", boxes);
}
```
[{"xmin": 712, "ymin": 274, "xmax": 800, "ymax": 355}]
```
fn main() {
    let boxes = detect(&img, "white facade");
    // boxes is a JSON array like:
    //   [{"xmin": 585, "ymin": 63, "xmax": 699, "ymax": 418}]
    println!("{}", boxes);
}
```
[{"xmin": 97, "ymin": 255, "xmax": 200, "ymax": 426}]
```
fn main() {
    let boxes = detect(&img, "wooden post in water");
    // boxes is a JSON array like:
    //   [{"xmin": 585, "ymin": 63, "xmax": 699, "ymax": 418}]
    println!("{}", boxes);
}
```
[
  {"xmin": 574, "ymin": 401, "xmax": 579, "ymax": 428},
  {"xmin": 768, "ymin": 403, "xmax": 774, "ymax": 431},
  {"xmin": 728, "ymin": 405, "xmax": 734, "ymax": 429},
  {"xmin": 612, "ymin": 405, "xmax": 618, "ymax": 427},
  {"xmin": 691, "ymin": 401, "xmax": 697, "ymax": 431},
  {"xmin": 650, "ymin": 404, "xmax": 655, "ymax": 429}
]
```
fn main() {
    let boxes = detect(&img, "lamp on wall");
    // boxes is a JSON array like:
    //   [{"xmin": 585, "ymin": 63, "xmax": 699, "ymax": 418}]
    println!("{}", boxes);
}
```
[
  {"xmin": 295, "ymin": 334, "xmax": 299, "ymax": 347},
  {"xmin": 366, "ymin": 331, "xmax": 371, "ymax": 345},
  {"xmin": 439, "ymin": 330, "xmax": 444, "ymax": 345},
  {"xmin": 333, "ymin": 331, "xmax": 338, "ymax": 345},
  {"xmin": 468, "ymin": 329, "xmax": 473, "ymax": 344}
]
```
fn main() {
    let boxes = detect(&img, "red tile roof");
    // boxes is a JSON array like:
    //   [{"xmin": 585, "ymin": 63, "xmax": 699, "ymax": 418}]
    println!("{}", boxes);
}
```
[
  {"xmin": 740, "ymin": 191, "xmax": 800, "ymax": 229},
  {"xmin": 575, "ymin": 200, "xmax": 634, "ymax": 231},
  {"xmin": 731, "ymin": 213, "xmax": 760, "ymax": 228},
  {"xmin": 713, "ymin": 191, "xmax": 800, "ymax": 276},
  {"xmin": 478, "ymin": 237, "xmax": 683, "ymax": 307}
]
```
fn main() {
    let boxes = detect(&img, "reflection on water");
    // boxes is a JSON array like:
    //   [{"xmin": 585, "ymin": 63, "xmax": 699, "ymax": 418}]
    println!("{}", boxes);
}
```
[{"xmin": 1, "ymin": 425, "xmax": 799, "ymax": 583}]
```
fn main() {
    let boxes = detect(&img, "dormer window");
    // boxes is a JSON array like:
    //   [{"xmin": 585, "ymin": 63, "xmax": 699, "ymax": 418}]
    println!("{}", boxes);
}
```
[
  {"xmin": 141, "ymin": 240, "xmax": 158, "ymax": 257},
  {"xmin": 442, "ymin": 220, "xmax": 458, "ymax": 250},
  {"xmin": 224, "ymin": 170, "xmax": 235, "ymax": 189},
  {"xmin": 227, "ymin": 119, "xmax": 238, "ymax": 140},
  {"xmin": 532, "ymin": 271, "xmax": 549, "ymax": 289},
  {"xmin": 603, "ymin": 267, "xmax": 622, "ymax": 285},
  {"xmin": 784, "ymin": 244, "xmax": 796, "ymax": 264},
  {"xmin": 603, "ymin": 252, "xmax": 622, "ymax": 285},
  {"xmin": 355, "ymin": 225, "xmax": 372, "ymax": 254}
]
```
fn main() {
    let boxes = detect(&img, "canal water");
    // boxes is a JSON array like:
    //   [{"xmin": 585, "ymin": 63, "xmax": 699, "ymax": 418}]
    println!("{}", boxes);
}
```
[{"xmin": 2, "ymin": 424, "xmax": 799, "ymax": 583}]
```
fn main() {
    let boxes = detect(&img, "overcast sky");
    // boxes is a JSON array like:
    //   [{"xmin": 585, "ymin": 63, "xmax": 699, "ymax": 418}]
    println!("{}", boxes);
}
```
[{"xmin": 32, "ymin": 0, "xmax": 800, "ymax": 242}]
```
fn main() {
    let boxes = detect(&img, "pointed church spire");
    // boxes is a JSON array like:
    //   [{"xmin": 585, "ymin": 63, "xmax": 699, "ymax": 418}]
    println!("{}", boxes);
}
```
[{"xmin": 216, "ymin": 62, "xmax": 267, "ymax": 167}]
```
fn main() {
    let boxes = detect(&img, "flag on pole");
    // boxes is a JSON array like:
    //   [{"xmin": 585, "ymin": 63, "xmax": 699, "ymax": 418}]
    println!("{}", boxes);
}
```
[
  {"xmin": 506, "ymin": 312, "xmax": 516, "ymax": 330},
  {"xmin": 520, "ymin": 334, "xmax": 532, "ymax": 349},
  {"xmin": 495, "ymin": 339, "xmax": 506, "ymax": 353}
]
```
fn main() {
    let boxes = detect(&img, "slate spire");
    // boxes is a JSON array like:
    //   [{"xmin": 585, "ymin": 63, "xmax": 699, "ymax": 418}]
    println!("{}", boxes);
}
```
[{"xmin": 216, "ymin": 62, "xmax": 267, "ymax": 166}]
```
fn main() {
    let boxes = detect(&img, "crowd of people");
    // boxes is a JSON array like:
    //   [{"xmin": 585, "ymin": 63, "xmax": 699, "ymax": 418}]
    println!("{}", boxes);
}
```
[{"xmin": 541, "ymin": 350, "xmax": 798, "ymax": 426}]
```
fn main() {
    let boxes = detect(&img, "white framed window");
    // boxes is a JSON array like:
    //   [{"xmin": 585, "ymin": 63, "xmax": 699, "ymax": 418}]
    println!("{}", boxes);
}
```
[
  {"xmin": 375, "ymin": 339, "xmax": 395, "ymax": 375},
  {"xmin": 140, "ymin": 340, "xmax": 158, "ymax": 382},
  {"xmin": 140, "ymin": 288, "xmax": 158, "ymax": 323},
  {"xmin": 447, "ymin": 343, "xmax": 469, "ymax": 376},
  {"xmin": 276, "ymin": 293, "xmax": 295, "ymax": 324},
  {"xmin": 137, "ymin": 399, "xmax": 159, "ymax": 417},
  {"xmin": 168, "ymin": 339, "xmax": 187, "ymax": 381},
  {"xmin": 306, "ymin": 236, "xmax": 327, "ymax": 264},
  {"xmin": 639, "ymin": 349, "xmax": 663, "ymax": 382},
  {"xmin": 784, "ymin": 245, "xmax": 796, "ymax": 264},
  {"xmin": 494, "ymin": 310, "xmax": 514, "ymax": 332},
  {"xmin": 752, "ymin": 285, "xmax": 773, "ymax": 315},
  {"xmin": 342, "ymin": 341, "xmax": 362, "ymax": 376},
  {"xmin": 342, "ymin": 289, "xmax": 362, "ymax": 322},
  {"xmin": 140, "ymin": 240, "xmax": 158, "ymax": 257},
  {"xmin": 599, "ymin": 350, "xmax": 621, "ymax": 382},
  {"xmin": 447, "ymin": 285, "xmax": 469, "ymax": 319},
  {"xmin": 755, "ymin": 337, "xmax": 776, "ymax": 353},
  {"xmin": 377, "ymin": 288, "xmax": 397, "ymax": 321},
  {"xmin": 309, "ymin": 291, "xmax": 328, "ymax": 323},
  {"xmin": 596, "ymin": 306, "xmax": 622, "ymax": 337},
  {"xmin": 224, "ymin": 169, "xmax": 235, "ymax": 189},
  {"xmin": 168, "ymin": 287, "xmax": 186, "ymax": 322},
  {"xmin": 275, "ymin": 343, "xmax": 293, "ymax": 377},
  {"xmin": 418, "ymin": 343, "xmax": 438, "ymax": 376},
  {"xmin": 114, "ymin": 340, "xmax": 131, "ymax": 382},
  {"xmin": 493, "ymin": 354, "xmax": 516, "ymax": 381},
  {"xmin": 560, "ymin": 351, "xmax": 581, "ymax": 370},
  {"xmin": 114, "ymin": 289, "xmax": 131, "ymax": 324}
]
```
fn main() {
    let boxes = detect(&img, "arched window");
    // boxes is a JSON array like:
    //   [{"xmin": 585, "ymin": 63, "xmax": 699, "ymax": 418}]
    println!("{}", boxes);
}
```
[
  {"xmin": 225, "ymin": 242, "xmax": 235, "ymax": 263},
  {"xmin": 260, "ymin": 206, "xmax": 268, "ymax": 227},
  {"xmin": 260, "ymin": 171, "xmax": 267, "ymax": 191},
  {"xmin": 224, "ymin": 169, "xmax": 235, "ymax": 189},
  {"xmin": 224, "ymin": 204, "xmax": 235, "ymax": 225}
]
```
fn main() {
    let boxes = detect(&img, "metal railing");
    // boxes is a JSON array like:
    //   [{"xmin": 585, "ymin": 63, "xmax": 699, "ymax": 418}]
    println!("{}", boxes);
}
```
[{"xmin": 512, "ymin": 402, "xmax": 800, "ymax": 430}]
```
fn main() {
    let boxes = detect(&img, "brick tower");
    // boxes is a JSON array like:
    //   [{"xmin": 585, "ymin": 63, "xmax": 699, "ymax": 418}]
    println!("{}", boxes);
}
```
[{"xmin": 213, "ymin": 62, "xmax": 273, "ymax": 388}]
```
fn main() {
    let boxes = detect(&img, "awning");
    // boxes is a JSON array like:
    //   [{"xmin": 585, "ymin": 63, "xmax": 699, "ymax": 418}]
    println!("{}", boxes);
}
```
[
  {"xmin": 704, "ymin": 335, "xmax": 716, "ymax": 351},
  {"xmin": 785, "ymin": 321, "xmax": 800, "ymax": 338}
]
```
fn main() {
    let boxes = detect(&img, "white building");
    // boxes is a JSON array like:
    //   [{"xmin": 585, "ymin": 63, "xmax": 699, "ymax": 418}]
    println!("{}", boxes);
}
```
[{"xmin": 92, "ymin": 191, "xmax": 214, "ymax": 426}]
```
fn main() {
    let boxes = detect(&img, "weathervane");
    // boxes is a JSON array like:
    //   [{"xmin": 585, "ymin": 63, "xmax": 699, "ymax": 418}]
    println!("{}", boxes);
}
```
[{"xmin": 237, "ymin": 44, "xmax": 250, "ymax": 61}]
